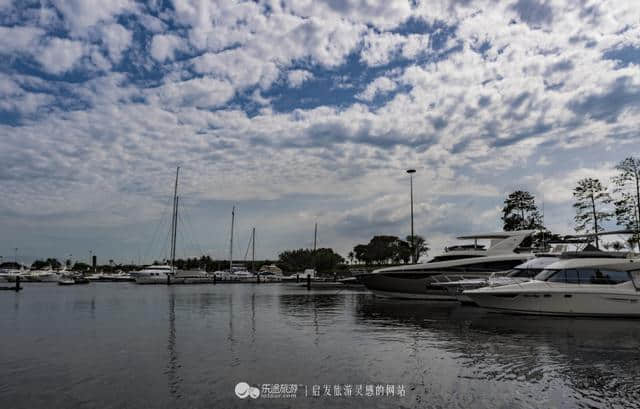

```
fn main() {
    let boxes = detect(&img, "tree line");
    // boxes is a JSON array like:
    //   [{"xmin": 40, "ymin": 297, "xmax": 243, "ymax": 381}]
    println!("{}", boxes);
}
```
[
  {"xmin": 349, "ymin": 235, "xmax": 429, "ymax": 265},
  {"xmin": 501, "ymin": 156, "xmax": 640, "ymax": 250}
]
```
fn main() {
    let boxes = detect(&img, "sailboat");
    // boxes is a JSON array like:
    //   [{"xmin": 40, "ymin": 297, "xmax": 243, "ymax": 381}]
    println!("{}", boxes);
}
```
[
  {"xmin": 212, "ymin": 207, "xmax": 257, "ymax": 282},
  {"xmin": 136, "ymin": 167, "xmax": 210, "ymax": 284}
]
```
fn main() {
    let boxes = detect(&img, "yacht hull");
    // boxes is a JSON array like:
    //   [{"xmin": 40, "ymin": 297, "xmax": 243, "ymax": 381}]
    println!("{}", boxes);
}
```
[
  {"xmin": 467, "ymin": 289, "xmax": 640, "ymax": 317},
  {"xmin": 360, "ymin": 273, "xmax": 458, "ymax": 300}
]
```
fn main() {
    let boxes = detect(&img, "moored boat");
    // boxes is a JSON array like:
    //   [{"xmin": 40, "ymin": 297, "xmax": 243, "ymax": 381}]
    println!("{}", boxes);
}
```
[
  {"xmin": 360, "ymin": 230, "xmax": 536, "ymax": 300},
  {"xmin": 464, "ymin": 251, "xmax": 640, "ymax": 317}
]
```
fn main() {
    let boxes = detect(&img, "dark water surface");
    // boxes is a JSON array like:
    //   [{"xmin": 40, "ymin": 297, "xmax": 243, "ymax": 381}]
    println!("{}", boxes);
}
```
[{"xmin": 1, "ymin": 283, "xmax": 640, "ymax": 408}]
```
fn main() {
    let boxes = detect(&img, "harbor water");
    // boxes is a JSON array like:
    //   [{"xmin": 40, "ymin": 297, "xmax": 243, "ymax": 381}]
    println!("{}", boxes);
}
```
[{"xmin": 1, "ymin": 283, "xmax": 639, "ymax": 408}]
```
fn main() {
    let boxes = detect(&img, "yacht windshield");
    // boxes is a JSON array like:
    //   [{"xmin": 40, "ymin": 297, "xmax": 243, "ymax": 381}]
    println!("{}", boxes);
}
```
[
  {"xmin": 507, "ymin": 268, "xmax": 543, "ymax": 278},
  {"xmin": 534, "ymin": 269, "xmax": 558, "ymax": 281}
]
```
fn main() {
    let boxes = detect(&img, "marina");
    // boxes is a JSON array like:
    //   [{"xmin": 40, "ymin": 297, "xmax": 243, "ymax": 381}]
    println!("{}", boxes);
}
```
[
  {"xmin": 3, "ymin": 0, "xmax": 640, "ymax": 408},
  {"xmin": 2, "ymin": 283, "xmax": 640, "ymax": 409}
]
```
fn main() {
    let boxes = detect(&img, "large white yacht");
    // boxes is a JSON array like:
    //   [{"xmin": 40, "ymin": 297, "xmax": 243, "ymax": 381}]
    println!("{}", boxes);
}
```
[
  {"xmin": 133, "ymin": 265, "xmax": 173, "ymax": 284},
  {"xmin": 360, "ymin": 230, "xmax": 535, "ymax": 300},
  {"xmin": 464, "ymin": 252, "xmax": 640, "ymax": 317},
  {"xmin": 433, "ymin": 255, "xmax": 561, "ymax": 302}
]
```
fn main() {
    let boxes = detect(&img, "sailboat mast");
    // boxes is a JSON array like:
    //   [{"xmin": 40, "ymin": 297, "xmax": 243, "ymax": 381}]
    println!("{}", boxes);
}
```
[
  {"xmin": 229, "ymin": 206, "xmax": 235, "ymax": 272},
  {"xmin": 251, "ymin": 227, "xmax": 255, "ymax": 273},
  {"xmin": 313, "ymin": 223, "xmax": 317, "ymax": 252},
  {"xmin": 170, "ymin": 166, "xmax": 180, "ymax": 274},
  {"xmin": 171, "ymin": 196, "xmax": 179, "ymax": 272}
]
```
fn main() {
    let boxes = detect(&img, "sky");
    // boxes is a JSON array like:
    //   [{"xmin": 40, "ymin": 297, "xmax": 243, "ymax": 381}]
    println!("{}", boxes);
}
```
[{"xmin": 1, "ymin": 0, "xmax": 640, "ymax": 265}]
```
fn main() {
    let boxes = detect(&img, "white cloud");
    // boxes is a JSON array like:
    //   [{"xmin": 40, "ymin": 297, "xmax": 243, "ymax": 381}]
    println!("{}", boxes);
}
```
[
  {"xmin": 36, "ymin": 37, "xmax": 86, "ymax": 74},
  {"xmin": 287, "ymin": 69, "xmax": 313, "ymax": 88},
  {"xmin": 356, "ymin": 76, "xmax": 397, "ymax": 101},
  {"xmin": 100, "ymin": 23, "xmax": 132, "ymax": 63},
  {"xmin": 150, "ymin": 33, "xmax": 186, "ymax": 62}
]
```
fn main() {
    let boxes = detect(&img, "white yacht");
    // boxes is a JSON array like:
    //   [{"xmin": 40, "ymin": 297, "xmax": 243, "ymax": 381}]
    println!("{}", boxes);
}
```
[
  {"xmin": 28, "ymin": 268, "xmax": 60, "ymax": 282},
  {"xmin": 360, "ymin": 230, "xmax": 535, "ymax": 300},
  {"xmin": 433, "ymin": 255, "xmax": 560, "ymax": 302},
  {"xmin": 464, "ymin": 252, "xmax": 640, "ymax": 317},
  {"xmin": 134, "ymin": 265, "xmax": 173, "ymax": 284}
]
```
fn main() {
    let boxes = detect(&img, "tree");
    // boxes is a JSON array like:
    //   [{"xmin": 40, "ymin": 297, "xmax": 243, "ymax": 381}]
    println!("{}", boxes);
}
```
[
  {"xmin": 353, "ymin": 244, "xmax": 370, "ymax": 264},
  {"xmin": 501, "ymin": 190, "xmax": 544, "ymax": 231},
  {"xmin": 611, "ymin": 157, "xmax": 640, "ymax": 250},
  {"xmin": 367, "ymin": 236, "xmax": 400, "ymax": 264},
  {"xmin": 406, "ymin": 235, "xmax": 429, "ymax": 262},
  {"xmin": 573, "ymin": 178, "xmax": 613, "ymax": 249},
  {"xmin": 392, "ymin": 239, "xmax": 411, "ymax": 264},
  {"xmin": 277, "ymin": 248, "xmax": 344, "ymax": 274},
  {"xmin": 347, "ymin": 251, "xmax": 355, "ymax": 264}
]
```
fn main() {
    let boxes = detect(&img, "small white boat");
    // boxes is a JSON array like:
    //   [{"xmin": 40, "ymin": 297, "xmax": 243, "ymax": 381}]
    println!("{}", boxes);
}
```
[
  {"xmin": 465, "ymin": 252, "xmax": 640, "ymax": 317},
  {"xmin": 58, "ymin": 275, "xmax": 76, "ymax": 285}
]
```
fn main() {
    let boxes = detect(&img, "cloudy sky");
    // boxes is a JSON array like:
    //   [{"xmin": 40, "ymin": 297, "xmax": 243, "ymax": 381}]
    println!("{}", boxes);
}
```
[{"xmin": 1, "ymin": 0, "xmax": 640, "ymax": 264}]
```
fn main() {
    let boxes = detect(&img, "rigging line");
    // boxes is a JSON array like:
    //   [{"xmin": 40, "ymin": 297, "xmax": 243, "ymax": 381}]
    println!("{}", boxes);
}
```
[
  {"xmin": 144, "ymin": 195, "xmax": 174, "ymax": 264},
  {"xmin": 243, "ymin": 229, "xmax": 252, "ymax": 262},
  {"xmin": 179, "ymin": 200, "xmax": 207, "ymax": 257},
  {"xmin": 176, "ymin": 205, "xmax": 199, "ymax": 261}
]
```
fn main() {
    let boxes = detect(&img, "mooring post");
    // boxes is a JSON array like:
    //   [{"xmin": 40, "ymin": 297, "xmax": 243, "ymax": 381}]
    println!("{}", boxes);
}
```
[
  {"xmin": 167, "ymin": 274, "xmax": 171, "ymax": 285},
  {"xmin": 334, "ymin": 273, "xmax": 337, "ymax": 282},
  {"xmin": 213, "ymin": 274, "xmax": 216, "ymax": 285},
  {"xmin": 257, "ymin": 274, "xmax": 260, "ymax": 284},
  {"xmin": 306, "ymin": 274, "xmax": 311, "ymax": 290},
  {"xmin": 296, "ymin": 273, "xmax": 299, "ymax": 283},
  {"xmin": 15, "ymin": 275, "xmax": 21, "ymax": 292}
]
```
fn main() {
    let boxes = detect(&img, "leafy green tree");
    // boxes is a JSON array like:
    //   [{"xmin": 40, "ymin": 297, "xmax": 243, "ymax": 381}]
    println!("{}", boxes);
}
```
[
  {"xmin": 501, "ymin": 190, "xmax": 544, "ymax": 231},
  {"xmin": 406, "ymin": 235, "xmax": 429, "ymax": 262},
  {"xmin": 353, "ymin": 244, "xmax": 370, "ymax": 264},
  {"xmin": 611, "ymin": 157, "xmax": 640, "ymax": 250},
  {"xmin": 366, "ymin": 235, "xmax": 400, "ymax": 264},
  {"xmin": 277, "ymin": 248, "xmax": 344, "ymax": 274},
  {"xmin": 573, "ymin": 178, "xmax": 613, "ymax": 249}
]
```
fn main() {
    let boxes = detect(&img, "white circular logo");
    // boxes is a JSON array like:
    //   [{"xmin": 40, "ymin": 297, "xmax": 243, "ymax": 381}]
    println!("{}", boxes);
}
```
[
  {"xmin": 235, "ymin": 382, "xmax": 250, "ymax": 399},
  {"xmin": 235, "ymin": 382, "xmax": 260, "ymax": 399}
]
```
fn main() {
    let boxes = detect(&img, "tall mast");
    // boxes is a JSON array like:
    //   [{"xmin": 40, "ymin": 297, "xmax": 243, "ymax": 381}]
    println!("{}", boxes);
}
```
[
  {"xmin": 229, "ymin": 206, "xmax": 235, "ymax": 272},
  {"xmin": 170, "ymin": 166, "xmax": 180, "ymax": 274},
  {"xmin": 313, "ymin": 223, "xmax": 317, "ymax": 252},
  {"xmin": 251, "ymin": 227, "xmax": 255, "ymax": 273},
  {"xmin": 171, "ymin": 196, "xmax": 179, "ymax": 272}
]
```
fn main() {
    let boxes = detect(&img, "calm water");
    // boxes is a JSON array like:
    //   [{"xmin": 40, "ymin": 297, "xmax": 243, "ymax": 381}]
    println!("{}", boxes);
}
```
[{"xmin": 1, "ymin": 283, "xmax": 640, "ymax": 409}]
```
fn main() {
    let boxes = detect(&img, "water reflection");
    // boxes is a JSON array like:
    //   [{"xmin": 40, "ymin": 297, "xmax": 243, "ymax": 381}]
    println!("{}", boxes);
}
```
[
  {"xmin": 355, "ymin": 296, "xmax": 640, "ymax": 408},
  {"xmin": 165, "ymin": 291, "xmax": 182, "ymax": 399}
]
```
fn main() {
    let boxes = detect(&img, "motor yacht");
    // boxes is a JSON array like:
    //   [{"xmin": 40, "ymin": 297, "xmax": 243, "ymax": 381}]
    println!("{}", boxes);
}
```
[
  {"xmin": 433, "ymin": 254, "xmax": 560, "ymax": 303},
  {"xmin": 134, "ymin": 265, "xmax": 173, "ymax": 284},
  {"xmin": 360, "ymin": 230, "xmax": 535, "ymax": 300},
  {"xmin": 464, "ymin": 252, "xmax": 640, "ymax": 317}
]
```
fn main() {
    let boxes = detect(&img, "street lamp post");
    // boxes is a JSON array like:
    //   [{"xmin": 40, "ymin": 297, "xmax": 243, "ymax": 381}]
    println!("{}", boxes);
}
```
[{"xmin": 406, "ymin": 169, "xmax": 416, "ymax": 263}]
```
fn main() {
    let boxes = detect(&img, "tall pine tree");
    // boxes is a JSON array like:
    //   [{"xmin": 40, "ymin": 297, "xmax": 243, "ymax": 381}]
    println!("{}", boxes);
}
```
[
  {"xmin": 573, "ymin": 178, "xmax": 613, "ymax": 249},
  {"xmin": 611, "ymin": 157, "xmax": 640, "ymax": 250},
  {"xmin": 501, "ymin": 190, "xmax": 544, "ymax": 231}
]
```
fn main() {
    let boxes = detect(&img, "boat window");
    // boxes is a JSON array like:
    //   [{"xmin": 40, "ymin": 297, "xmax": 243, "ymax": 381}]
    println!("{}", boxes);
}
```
[
  {"xmin": 451, "ymin": 259, "xmax": 525, "ymax": 272},
  {"xmin": 428, "ymin": 254, "xmax": 482, "ymax": 263},
  {"xmin": 598, "ymin": 269, "xmax": 630, "ymax": 284},
  {"xmin": 543, "ymin": 268, "xmax": 631, "ymax": 284},
  {"xmin": 564, "ymin": 269, "xmax": 581, "ymax": 284},
  {"xmin": 547, "ymin": 270, "xmax": 568, "ymax": 283},
  {"xmin": 535, "ymin": 269, "xmax": 558, "ymax": 281}
]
